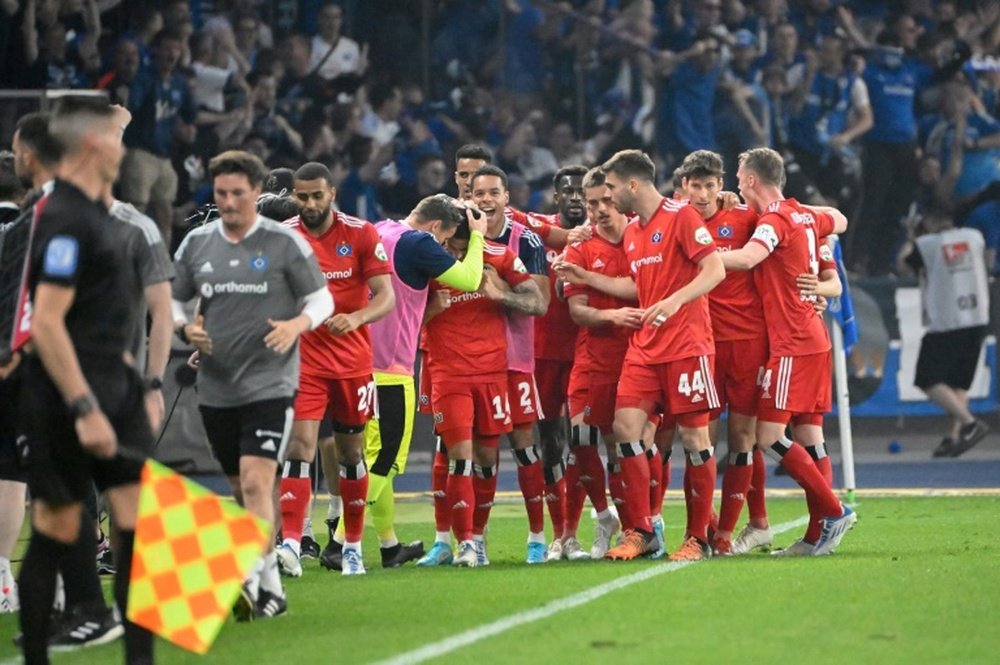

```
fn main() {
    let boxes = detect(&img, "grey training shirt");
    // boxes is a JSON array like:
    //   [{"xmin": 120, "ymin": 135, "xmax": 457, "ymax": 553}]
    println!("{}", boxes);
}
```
[{"xmin": 172, "ymin": 215, "xmax": 326, "ymax": 407}]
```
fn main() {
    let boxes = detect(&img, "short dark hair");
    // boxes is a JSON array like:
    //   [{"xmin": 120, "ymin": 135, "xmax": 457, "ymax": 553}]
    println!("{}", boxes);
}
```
[
  {"xmin": 209, "ymin": 150, "xmax": 268, "ymax": 187},
  {"xmin": 369, "ymin": 81, "xmax": 400, "ymax": 111},
  {"xmin": 294, "ymin": 162, "xmax": 334, "ymax": 185},
  {"xmin": 417, "ymin": 152, "xmax": 445, "ymax": 170},
  {"xmin": 413, "ymin": 194, "xmax": 465, "ymax": 229},
  {"xmin": 49, "ymin": 96, "xmax": 115, "ymax": 155},
  {"xmin": 0, "ymin": 151, "xmax": 25, "ymax": 202},
  {"xmin": 14, "ymin": 112, "xmax": 62, "ymax": 166},
  {"xmin": 679, "ymin": 150, "xmax": 725, "ymax": 180},
  {"xmin": 582, "ymin": 167, "xmax": 605, "ymax": 189},
  {"xmin": 601, "ymin": 149, "xmax": 656, "ymax": 183},
  {"xmin": 455, "ymin": 144, "xmax": 492, "ymax": 163},
  {"xmin": 153, "ymin": 27, "xmax": 186, "ymax": 48},
  {"xmin": 264, "ymin": 167, "xmax": 295, "ymax": 194},
  {"xmin": 470, "ymin": 164, "xmax": 508, "ymax": 191},
  {"xmin": 553, "ymin": 164, "xmax": 589, "ymax": 188},
  {"xmin": 738, "ymin": 147, "xmax": 784, "ymax": 187}
]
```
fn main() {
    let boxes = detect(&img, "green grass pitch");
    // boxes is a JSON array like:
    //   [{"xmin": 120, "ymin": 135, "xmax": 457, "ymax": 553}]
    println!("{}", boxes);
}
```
[{"xmin": 1, "ymin": 495, "xmax": 998, "ymax": 664}]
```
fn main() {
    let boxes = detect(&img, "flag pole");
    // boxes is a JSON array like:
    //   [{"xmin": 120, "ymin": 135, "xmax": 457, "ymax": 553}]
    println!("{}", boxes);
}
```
[{"xmin": 831, "ymin": 319, "xmax": 856, "ymax": 502}]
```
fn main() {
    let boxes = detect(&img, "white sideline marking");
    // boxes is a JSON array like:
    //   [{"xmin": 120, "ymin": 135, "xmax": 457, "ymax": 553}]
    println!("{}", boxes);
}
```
[{"xmin": 373, "ymin": 514, "xmax": 814, "ymax": 665}]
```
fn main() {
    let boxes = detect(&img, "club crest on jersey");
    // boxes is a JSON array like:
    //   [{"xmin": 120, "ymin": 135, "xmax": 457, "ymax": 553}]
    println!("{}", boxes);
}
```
[
  {"xmin": 337, "ymin": 243, "xmax": 353, "ymax": 257},
  {"xmin": 695, "ymin": 227, "xmax": 713, "ymax": 245},
  {"xmin": 718, "ymin": 225, "xmax": 733, "ymax": 238},
  {"xmin": 250, "ymin": 254, "xmax": 268, "ymax": 271},
  {"xmin": 374, "ymin": 241, "xmax": 388, "ymax": 261},
  {"xmin": 651, "ymin": 231, "xmax": 664, "ymax": 243}
]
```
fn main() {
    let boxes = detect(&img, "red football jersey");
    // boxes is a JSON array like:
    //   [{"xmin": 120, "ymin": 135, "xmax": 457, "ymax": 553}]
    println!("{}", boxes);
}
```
[
  {"xmin": 285, "ymin": 212, "xmax": 392, "ymax": 379},
  {"xmin": 425, "ymin": 241, "xmax": 532, "ymax": 383},
  {"xmin": 748, "ymin": 198, "xmax": 834, "ymax": 356},
  {"xmin": 623, "ymin": 199, "xmax": 716, "ymax": 364},
  {"xmin": 508, "ymin": 206, "xmax": 552, "ymax": 242},
  {"xmin": 526, "ymin": 212, "xmax": 579, "ymax": 361},
  {"xmin": 704, "ymin": 205, "xmax": 766, "ymax": 342},
  {"xmin": 564, "ymin": 233, "xmax": 633, "ymax": 383}
]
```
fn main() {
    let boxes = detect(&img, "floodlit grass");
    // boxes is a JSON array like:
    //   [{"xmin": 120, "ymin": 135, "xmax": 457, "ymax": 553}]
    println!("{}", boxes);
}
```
[{"xmin": 1, "ymin": 496, "xmax": 997, "ymax": 664}]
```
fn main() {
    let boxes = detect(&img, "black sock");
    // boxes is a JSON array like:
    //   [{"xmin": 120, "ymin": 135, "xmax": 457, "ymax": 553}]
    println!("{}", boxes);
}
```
[
  {"xmin": 19, "ymin": 529, "xmax": 72, "ymax": 665},
  {"xmin": 113, "ymin": 530, "xmax": 153, "ymax": 665},
  {"xmin": 61, "ymin": 514, "xmax": 105, "ymax": 611},
  {"xmin": 326, "ymin": 517, "xmax": 340, "ymax": 543}
]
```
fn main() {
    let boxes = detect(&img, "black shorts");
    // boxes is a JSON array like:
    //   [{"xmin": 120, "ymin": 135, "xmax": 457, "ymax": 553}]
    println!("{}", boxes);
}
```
[
  {"xmin": 20, "ymin": 356, "xmax": 153, "ymax": 506},
  {"xmin": 199, "ymin": 397, "xmax": 293, "ymax": 476},
  {"xmin": 0, "ymin": 367, "xmax": 27, "ymax": 483},
  {"xmin": 915, "ymin": 326, "xmax": 988, "ymax": 391}
]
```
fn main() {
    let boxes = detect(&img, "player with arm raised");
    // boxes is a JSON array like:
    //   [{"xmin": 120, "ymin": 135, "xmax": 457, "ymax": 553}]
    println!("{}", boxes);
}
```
[{"xmin": 720, "ymin": 147, "xmax": 855, "ymax": 556}]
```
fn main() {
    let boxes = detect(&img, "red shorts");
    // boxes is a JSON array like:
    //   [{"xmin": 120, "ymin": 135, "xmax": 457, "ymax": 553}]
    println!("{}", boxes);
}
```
[
  {"xmin": 616, "ymin": 356, "xmax": 719, "ymax": 427},
  {"xmin": 418, "ymin": 354, "xmax": 433, "ymax": 415},
  {"xmin": 534, "ymin": 359, "xmax": 573, "ymax": 420},
  {"xmin": 508, "ymin": 371, "xmax": 543, "ymax": 427},
  {"xmin": 294, "ymin": 373, "xmax": 376, "ymax": 431},
  {"xmin": 756, "ymin": 352, "xmax": 832, "ymax": 423},
  {"xmin": 566, "ymin": 361, "xmax": 590, "ymax": 419},
  {"xmin": 584, "ymin": 380, "xmax": 618, "ymax": 435},
  {"xmin": 711, "ymin": 336, "xmax": 769, "ymax": 419},
  {"xmin": 433, "ymin": 378, "xmax": 512, "ymax": 445}
]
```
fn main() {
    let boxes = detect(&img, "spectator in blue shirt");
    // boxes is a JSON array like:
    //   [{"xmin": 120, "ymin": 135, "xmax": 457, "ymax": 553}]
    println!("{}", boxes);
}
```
[
  {"xmin": 658, "ymin": 35, "xmax": 724, "ymax": 159},
  {"xmin": 120, "ymin": 27, "xmax": 197, "ymax": 248}
]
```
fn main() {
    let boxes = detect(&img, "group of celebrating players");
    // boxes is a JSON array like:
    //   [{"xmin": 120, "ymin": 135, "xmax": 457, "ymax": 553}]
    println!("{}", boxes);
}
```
[
  {"xmin": 267, "ymin": 140, "xmax": 857, "ymax": 589},
  {"xmin": 4, "ymin": 95, "xmax": 857, "ymax": 665}
]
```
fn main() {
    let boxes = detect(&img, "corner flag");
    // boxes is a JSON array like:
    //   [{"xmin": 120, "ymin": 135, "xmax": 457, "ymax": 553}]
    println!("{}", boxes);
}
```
[{"xmin": 827, "ymin": 237, "xmax": 859, "ymax": 352}]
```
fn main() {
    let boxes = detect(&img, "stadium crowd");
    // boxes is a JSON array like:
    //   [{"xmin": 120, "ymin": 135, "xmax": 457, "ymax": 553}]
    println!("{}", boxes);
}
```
[{"xmin": 0, "ymin": 1, "xmax": 997, "ymax": 664}]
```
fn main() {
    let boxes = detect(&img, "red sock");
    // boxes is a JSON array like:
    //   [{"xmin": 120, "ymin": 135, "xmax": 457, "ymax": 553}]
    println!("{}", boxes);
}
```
[
  {"xmin": 647, "ymin": 450, "xmax": 664, "ymax": 519},
  {"xmin": 748, "ymin": 447, "xmax": 768, "ymax": 523},
  {"xmin": 683, "ymin": 461, "xmax": 693, "ymax": 537},
  {"xmin": 472, "ymin": 466, "xmax": 497, "ymax": 535},
  {"xmin": 339, "ymin": 462, "xmax": 368, "ymax": 543},
  {"xmin": 718, "ymin": 454, "xmax": 752, "ymax": 534},
  {"xmin": 447, "ymin": 464, "xmax": 474, "ymax": 542},
  {"xmin": 432, "ymin": 447, "xmax": 450, "ymax": 533},
  {"xmin": 514, "ymin": 448, "xmax": 546, "ymax": 534},
  {"xmin": 808, "ymin": 445, "xmax": 834, "ymax": 486},
  {"xmin": 564, "ymin": 452, "xmax": 586, "ymax": 535},
  {"xmin": 576, "ymin": 445, "xmax": 608, "ymax": 512},
  {"xmin": 618, "ymin": 443, "xmax": 651, "ymax": 532},
  {"xmin": 685, "ymin": 450, "xmax": 717, "ymax": 543},
  {"xmin": 608, "ymin": 464, "xmax": 630, "ymax": 528},
  {"xmin": 279, "ymin": 461, "xmax": 311, "ymax": 544},
  {"xmin": 774, "ymin": 442, "xmax": 842, "ymax": 517},
  {"xmin": 544, "ymin": 468, "xmax": 567, "ymax": 540}
]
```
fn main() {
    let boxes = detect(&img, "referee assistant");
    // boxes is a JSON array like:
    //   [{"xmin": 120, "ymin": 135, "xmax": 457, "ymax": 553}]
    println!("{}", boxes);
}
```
[{"xmin": 17, "ymin": 97, "xmax": 154, "ymax": 665}]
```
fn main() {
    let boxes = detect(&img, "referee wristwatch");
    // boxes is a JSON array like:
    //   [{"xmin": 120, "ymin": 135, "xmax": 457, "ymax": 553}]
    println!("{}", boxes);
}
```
[
  {"xmin": 68, "ymin": 393, "xmax": 99, "ymax": 420},
  {"xmin": 144, "ymin": 376, "xmax": 163, "ymax": 392}
]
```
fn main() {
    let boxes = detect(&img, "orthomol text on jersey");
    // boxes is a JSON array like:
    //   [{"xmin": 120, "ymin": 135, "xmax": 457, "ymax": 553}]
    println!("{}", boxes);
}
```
[
  {"xmin": 199, "ymin": 281, "xmax": 270, "ymax": 297},
  {"xmin": 630, "ymin": 253, "xmax": 664, "ymax": 273}
]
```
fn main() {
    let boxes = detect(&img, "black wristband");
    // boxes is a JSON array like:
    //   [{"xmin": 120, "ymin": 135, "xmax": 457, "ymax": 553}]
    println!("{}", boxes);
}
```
[
  {"xmin": 67, "ymin": 393, "xmax": 99, "ymax": 419},
  {"xmin": 175, "ymin": 324, "xmax": 190, "ymax": 344},
  {"xmin": 144, "ymin": 376, "xmax": 163, "ymax": 392}
]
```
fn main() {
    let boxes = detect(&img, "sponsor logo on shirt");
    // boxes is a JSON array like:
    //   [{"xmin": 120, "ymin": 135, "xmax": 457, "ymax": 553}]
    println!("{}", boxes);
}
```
[
  {"xmin": 206, "ymin": 281, "xmax": 269, "ymax": 294},
  {"xmin": 337, "ymin": 243, "xmax": 353, "ymax": 257},
  {"xmin": 752, "ymin": 224, "xmax": 779, "ymax": 252},
  {"xmin": 451, "ymin": 291, "xmax": 487, "ymax": 304},
  {"xmin": 374, "ymin": 241, "xmax": 388, "ymax": 261},
  {"xmin": 630, "ymin": 254, "xmax": 664, "ymax": 273},
  {"xmin": 943, "ymin": 241, "xmax": 970, "ymax": 265},
  {"xmin": 718, "ymin": 224, "xmax": 733, "ymax": 238},
  {"xmin": 695, "ymin": 227, "xmax": 712, "ymax": 245},
  {"xmin": 43, "ymin": 236, "xmax": 78, "ymax": 277},
  {"xmin": 323, "ymin": 269, "xmax": 354, "ymax": 280}
]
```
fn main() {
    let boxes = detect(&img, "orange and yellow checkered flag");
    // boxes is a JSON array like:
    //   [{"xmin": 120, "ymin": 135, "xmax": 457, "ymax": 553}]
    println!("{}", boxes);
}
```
[{"xmin": 127, "ymin": 460, "xmax": 271, "ymax": 654}]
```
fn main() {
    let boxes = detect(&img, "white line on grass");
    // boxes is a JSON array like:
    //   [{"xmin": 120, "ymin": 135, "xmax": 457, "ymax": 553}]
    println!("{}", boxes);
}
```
[{"xmin": 373, "ymin": 513, "xmax": 814, "ymax": 665}]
